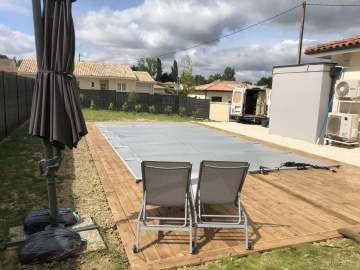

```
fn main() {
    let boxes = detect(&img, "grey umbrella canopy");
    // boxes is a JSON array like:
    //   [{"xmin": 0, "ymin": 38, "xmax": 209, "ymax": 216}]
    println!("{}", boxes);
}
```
[
  {"xmin": 29, "ymin": 0, "xmax": 87, "ymax": 149},
  {"xmin": 29, "ymin": 0, "xmax": 86, "ymax": 227}
]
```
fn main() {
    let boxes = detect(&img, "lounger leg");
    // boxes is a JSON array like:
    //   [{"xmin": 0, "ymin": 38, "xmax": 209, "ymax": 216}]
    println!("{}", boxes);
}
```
[
  {"xmin": 188, "ymin": 200, "xmax": 194, "ymax": 254},
  {"xmin": 243, "ymin": 211, "xmax": 249, "ymax": 250},
  {"xmin": 134, "ymin": 199, "xmax": 145, "ymax": 253}
]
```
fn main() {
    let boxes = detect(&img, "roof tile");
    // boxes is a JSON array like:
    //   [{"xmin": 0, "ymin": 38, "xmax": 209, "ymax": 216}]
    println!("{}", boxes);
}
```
[
  {"xmin": 17, "ymin": 59, "xmax": 154, "ymax": 82},
  {"xmin": 305, "ymin": 35, "xmax": 360, "ymax": 55},
  {"xmin": 195, "ymin": 80, "xmax": 245, "ymax": 92}
]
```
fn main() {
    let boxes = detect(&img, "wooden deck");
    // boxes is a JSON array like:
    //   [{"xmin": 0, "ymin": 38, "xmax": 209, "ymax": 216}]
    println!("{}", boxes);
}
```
[{"xmin": 85, "ymin": 122, "xmax": 360, "ymax": 270}]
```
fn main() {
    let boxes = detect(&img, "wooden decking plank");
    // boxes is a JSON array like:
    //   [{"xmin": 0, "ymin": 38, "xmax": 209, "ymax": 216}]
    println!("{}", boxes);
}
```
[{"xmin": 85, "ymin": 122, "xmax": 360, "ymax": 270}]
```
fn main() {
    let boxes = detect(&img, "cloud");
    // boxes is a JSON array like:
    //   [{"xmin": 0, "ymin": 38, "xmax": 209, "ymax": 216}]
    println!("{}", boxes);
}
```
[
  {"xmin": 176, "ymin": 39, "xmax": 320, "ymax": 82},
  {"xmin": 0, "ymin": 24, "xmax": 34, "ymax": 58},
  {"xmin": 76, "ymin": 0, "xmax": 251, "ymax": 63},
  {"xmin": 0, "ymin": 0, "xmax": 31, "ymax": 14},
  {"xmin": 75, "ymin": 0, "xmax": 356, "ymax": 81}
]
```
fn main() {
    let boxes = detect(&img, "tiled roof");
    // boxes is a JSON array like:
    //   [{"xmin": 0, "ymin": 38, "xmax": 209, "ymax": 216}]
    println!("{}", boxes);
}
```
[
  {"xmin": 134, "ymin": 71, "xmax": 155, "ymax": 83},
  {"xmin": 305, "ymin": 35, "xmax": 360, "ymax": 55},
  {"xmin": 195, "ymin": 80, "xmax": 245, "ymax": 92},
  {"xmin": 0, "ymin": 58, "xmax": 17, "ymax": 73},
  {"xmin": 154, "ymin": 84, "xmax": 166, "ymax": 89},
  {"xmin": 76, "ymin": 62, "xmax": 136, "ymax": 79},
  {"xmin": 17, "ymin": 59, "xmax": 154, "ymax": 82}
]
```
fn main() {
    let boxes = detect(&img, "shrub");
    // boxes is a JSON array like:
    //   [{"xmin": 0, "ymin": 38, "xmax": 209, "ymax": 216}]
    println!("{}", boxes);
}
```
[
  {"xmin": 122, "ymin": 101, "xmax": 129, "ymax": 112},
  {"xmin": 164, "ymin": 105, "xmax": 172, "ymax": 115},
  {"xmin": 108, "ymin": 102, "xmax": 114, "ymax": 111},
  {"xmin": 90, "ymin": 99, "xmax": 95, "ymax": 110},
  {"xmin": 179, "ymin": 106, "xmax": 187, "ymax": 117},
  {"xmin": 127, "ymin": 91, "xmax": 136, "ymax": 109},
  {"xmin": 79, "ymin": 93, "xmax": 84, "ymax": 104},
  {"xmin": 148, "ymin": 105, "xmax": 156, "ymax": 114},
  {"xmin": 134, "ymin": 104, "xmax": 142, "ymax": 113},
  {"xmin": 192, "ymin": 108, "xmax": 201, "ymax": 118}
]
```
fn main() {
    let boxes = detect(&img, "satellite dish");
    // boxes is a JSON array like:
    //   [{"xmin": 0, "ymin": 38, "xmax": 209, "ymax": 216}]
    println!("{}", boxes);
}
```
[{"xmin": 335, "ymin": 81, "xmax": 350, "ymax": 97}]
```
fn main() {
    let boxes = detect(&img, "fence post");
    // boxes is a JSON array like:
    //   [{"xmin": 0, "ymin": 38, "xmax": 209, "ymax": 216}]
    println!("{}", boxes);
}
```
[{"xmin": 0, "ymin": 72, "xmax": 7, "ymax": 138}]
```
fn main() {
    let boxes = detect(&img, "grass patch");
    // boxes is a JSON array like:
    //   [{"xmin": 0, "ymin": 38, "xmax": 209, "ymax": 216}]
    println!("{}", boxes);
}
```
[
  {"xmin": 83, "ymin": 108, "xmax": 197, "ymax": 122},
  {"xmin": 193, "ymin": 239, "xmax": 360, "ymax": 270},
  {"xmin": 0, "ymin": 125, "xmax": 128, "ymax": 270}
]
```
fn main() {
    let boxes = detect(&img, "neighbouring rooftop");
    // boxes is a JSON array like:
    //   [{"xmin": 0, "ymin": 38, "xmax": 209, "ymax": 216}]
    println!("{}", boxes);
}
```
[
  {"xmin": 17, "ymin": 58, "xmax": 155, "ymax": 83},
  {"xmin": 305, "ymin": 35, "xmax": 360, "ymax": 56},
  {"xmin": 0, "ymin": 58, "xmax": 17, "ymax": 73},
  {"xmin": 195, "ymin": 80, "xmax": 245, "ymax": 92}
]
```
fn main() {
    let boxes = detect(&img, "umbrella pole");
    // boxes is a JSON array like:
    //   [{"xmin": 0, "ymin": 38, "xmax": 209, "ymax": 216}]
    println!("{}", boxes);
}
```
[{"xmin": 41, "ymin": 139, "xmax": 63, "ymax": 227}]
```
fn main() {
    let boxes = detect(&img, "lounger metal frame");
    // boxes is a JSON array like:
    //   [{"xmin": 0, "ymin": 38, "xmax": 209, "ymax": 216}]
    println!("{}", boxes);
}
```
[
  {"xmin": 192, "ymin": 161, "xmax": 250, "ymax": 250},
  {"xmin": 134, "ymin": 161, "xmax": 194, "ymax": 254}
]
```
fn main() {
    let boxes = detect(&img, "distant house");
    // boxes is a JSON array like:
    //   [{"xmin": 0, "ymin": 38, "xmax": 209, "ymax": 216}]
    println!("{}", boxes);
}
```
[
  {"xmin": 17, "ymin": 59, "xmax": 155, "ymax": 93},
  {"xmin": 305, "ymin": 35, "xmax": 360, "ymax": 80},
  {"xmin": 0, "ymin": 57, "xmax": 17, "ymax": 73},
  {"xmin": 191, "ymin": 80, "xmax": 245, "ymax": 103}
]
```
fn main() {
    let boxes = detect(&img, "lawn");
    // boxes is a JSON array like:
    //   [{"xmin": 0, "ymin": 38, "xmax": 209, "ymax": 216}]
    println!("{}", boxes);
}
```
[
  {"xmin": 83, "ymin": 108, "xmax": 197, "ymax": 122},
  {"xmin": 0, "ymin": 112, "xmax": 359, "ymax": 270}
]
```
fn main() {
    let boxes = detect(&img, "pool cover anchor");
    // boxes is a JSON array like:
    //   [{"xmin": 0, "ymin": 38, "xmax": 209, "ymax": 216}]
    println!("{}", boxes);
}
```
[{"xmin": 252, "ymin": 162, "xmax": 341, "ymax": 175}]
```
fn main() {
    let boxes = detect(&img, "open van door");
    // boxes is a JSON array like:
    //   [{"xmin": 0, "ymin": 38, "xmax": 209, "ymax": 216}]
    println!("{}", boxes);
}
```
[{"xmin": 230, "ymin": 87, "xmax": 246, "ymax": 119}]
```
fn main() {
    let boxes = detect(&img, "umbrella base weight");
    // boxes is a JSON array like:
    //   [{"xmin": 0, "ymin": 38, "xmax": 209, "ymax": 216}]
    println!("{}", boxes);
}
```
[
  {"xmin": 19, "ymin": 227, "xmax": 85, "ymax": 265},
  {"xmin": 23, "ymin": 208, "xmax": 80, "ymax": 235}
]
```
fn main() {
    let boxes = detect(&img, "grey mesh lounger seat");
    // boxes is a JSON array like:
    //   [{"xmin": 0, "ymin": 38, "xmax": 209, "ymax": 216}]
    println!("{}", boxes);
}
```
[
  {"xmin": 192, "ymin": 161, "xmax": 251, "ymax": 250},
  {"xmin": 133, "ymin": 161, "xmax": 195, "ymax": 254}
]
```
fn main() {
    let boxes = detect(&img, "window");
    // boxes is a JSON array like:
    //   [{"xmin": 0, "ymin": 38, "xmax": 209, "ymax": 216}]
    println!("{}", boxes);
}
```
[
  {"xmin": 211, "ymin": 96, "xmax": 222, "ymax": 102},
  {"xmin": 117, "ymin": 82, "xmax": 126, "ymax": 92},
  {"xmin": 99, "ymin": 80, "xmax": 109, "ymax": 90},
  {"xmin": 91, "ymin": 82, "xmax": 95, "ymax": 88}
]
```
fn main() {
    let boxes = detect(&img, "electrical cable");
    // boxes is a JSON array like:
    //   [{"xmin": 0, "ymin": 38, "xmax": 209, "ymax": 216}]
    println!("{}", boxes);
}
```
[{"xmin": 155, "ymin": 3, "xmax": 303, "ymax": 59}]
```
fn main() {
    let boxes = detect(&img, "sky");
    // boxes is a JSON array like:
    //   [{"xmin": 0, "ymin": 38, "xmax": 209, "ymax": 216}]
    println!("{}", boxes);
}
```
[{"xmin": 1, "ymin": 0, "xmax": 360, "ymax": 82}]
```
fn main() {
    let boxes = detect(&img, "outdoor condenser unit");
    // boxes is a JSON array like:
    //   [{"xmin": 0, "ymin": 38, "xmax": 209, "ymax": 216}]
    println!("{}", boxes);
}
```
[
  {"xmin": 326, "ymin": 112, "xmax": 359, "ymax": 141},
  {"xmin": 335, "ymin": 80, "xmax": 360, "ymax": 99}
]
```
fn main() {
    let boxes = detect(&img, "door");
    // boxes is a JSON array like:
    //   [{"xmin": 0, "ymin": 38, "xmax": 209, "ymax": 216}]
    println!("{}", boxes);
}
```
[{"xmin": 230, "ymin": 87, "xmax": 246, "ymax": 116}]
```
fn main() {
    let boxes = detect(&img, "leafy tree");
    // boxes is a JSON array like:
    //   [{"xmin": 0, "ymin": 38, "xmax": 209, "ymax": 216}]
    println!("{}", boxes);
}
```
[
  {"xmin": 160, "ymin": 72, "xmax": 172, "ymax": 82},
  {"xmin": 137, "ymin": 58, "xmax": 157, "ymax": 77},
  {"xmin": 207, "ymin": 73, "xmax": 222, "ymax": 83},
  {"xmin": 155, "ymin": 58, "xmax": 162, "ymax": 81},
  {"xmin": 131, "ymin": 65, "xmax": 138, "ymax": 71},
  {"xmin": 222, "ymin": 67, "xmax": 236, "ymax": 81},
  {"xmin": 171, "ymin": 60, "xmax": 178, "ymax": 82},
  {"xmin": 256, "ymin": 76, "xmax": 272, "ymax": 88},
  {"xmin": 193, "ymin": 74, "xmax": 207, "ymax": 85},
  {"xmin": 180, "ymin": 55, "xmax": 194, "ymax": 96}
]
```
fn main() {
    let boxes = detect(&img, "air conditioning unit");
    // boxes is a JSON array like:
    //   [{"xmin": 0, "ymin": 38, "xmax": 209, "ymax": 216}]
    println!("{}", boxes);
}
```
[
  {"xmin": 335, "ymin": 80, "xmax": 360, "ymax": 99},
  {"xmin": 326, "ymin": 113, "xmax": 359, "ymax": 141}
]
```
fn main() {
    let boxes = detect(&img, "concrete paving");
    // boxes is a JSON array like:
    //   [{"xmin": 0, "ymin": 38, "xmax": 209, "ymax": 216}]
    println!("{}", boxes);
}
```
[{"xmin": 201, "ymin": 122, "xmax": 360, "ymax": 167}]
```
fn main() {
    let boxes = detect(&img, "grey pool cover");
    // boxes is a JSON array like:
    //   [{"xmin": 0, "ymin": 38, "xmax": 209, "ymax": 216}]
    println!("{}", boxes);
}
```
[{"xmin": 97, "ymin": 122, "xmax": 331, "ymax": 181}]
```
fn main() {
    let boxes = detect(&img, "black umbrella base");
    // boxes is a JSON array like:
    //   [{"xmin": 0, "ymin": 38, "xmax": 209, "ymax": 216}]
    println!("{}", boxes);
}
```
[
  {"xmin": 23, "ymin": 208, "xmax": 80, "ymax": 235},
  {"xmin": 19, "ymin": 227, "xmax": 85, "ymax": 265}
]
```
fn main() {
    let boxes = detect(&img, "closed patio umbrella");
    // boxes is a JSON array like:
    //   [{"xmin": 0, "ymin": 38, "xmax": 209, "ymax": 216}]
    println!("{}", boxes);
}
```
[{"xmin": 29, "ymin": 0, "xmax": 87, "ymax": 227}]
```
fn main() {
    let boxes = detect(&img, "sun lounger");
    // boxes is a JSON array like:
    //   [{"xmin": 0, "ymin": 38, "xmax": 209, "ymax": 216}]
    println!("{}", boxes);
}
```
[
  {"xmin": 191, "ymin": 161, "xmax": 251, "ymax": 250},
  {"xmin": 133, "ymin": 161, "xmax": 195, "ymax": 254}
]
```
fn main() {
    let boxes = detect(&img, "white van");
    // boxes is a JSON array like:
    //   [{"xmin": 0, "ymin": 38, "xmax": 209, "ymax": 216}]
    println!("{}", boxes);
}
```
[{"xmin": 230, "ymin": 85, "xmax": 271, "ymax": 124}]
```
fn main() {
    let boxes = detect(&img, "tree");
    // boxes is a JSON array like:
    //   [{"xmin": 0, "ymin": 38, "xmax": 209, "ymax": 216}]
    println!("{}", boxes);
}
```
[
  {"xmin": 155, "ymin": 58, "xmax": 162, "ymax": 81},
  {"xmin": 256, "ymin": 76, "xmax": 272, "ymax": 88},
  {"xmin": 137, "ymin": 57, "xmax": 157, "ymax": 77},
  {"xmin": 171, "ymin": 60, "xmax": 178, "ymax": 82},
  {"xmin": 180, "ymin": 55, "xmax": 194, "ymax": 96},
  {"xmin": 160, "ymin": 72, "xmax": 172, "ymax": 82},
  {"xmin": 207, "ymin": 73, "xmax": 222, "ymax": 83},
  {"xmin": 193, "ymin": 74, "xmax": 207, "ymax": 85},
  {"xmin": 131, "ymin": 65, "xmax": 138, "ymax": 71},
  {"xmin": 222, "ymin": 67, "xmax": 235, "ymax": 81}
]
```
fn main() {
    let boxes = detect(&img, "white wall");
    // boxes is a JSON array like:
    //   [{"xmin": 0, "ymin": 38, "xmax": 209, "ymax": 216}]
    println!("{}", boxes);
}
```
[
  {"xmin": 270, "ymin": 63, "xmax": 334, "ymax": 143},
  {"xmin": 332, "ymin": 51, "xmax": 360, "ymax": 80}
]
